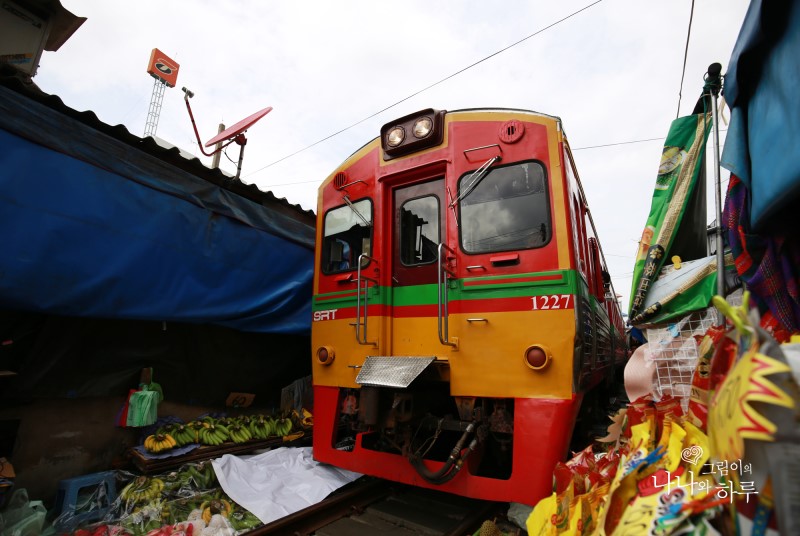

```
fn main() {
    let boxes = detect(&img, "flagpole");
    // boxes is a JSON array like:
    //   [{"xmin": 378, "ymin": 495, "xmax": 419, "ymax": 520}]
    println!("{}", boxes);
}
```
[{"xmin": 705, "ymin": 63, "xmax": 725, "ymax": 324}]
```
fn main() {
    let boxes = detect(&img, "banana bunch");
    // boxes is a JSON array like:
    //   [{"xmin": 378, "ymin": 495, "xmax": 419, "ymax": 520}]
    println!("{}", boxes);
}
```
[
  {"xmin": 237, "ymin": 414, "xmax": 253, "ymax": 427},
  {"xmin": 198, "ymin": 420, "xmax": 230, "ymax": 446},
  {"xmin": 200, "ymin": 499, "xmax": 232, "ymax": 524},
  {"xmin": 274, "ymin": 415, "xmax": 293, "ymax": 437},
  {"xmin": 297, "ymin": 408, "xmax": 313, "ymax": 428},
  {"xmin": 144, "ymin": 432, "xmax": 176, "ymax": 453},
  {"xmin": 168, "ymin": 424, "xmax": 197, "ymax": 447},
  {"xmin": 194, "ymin": 461, "xmax": 218, "ymax": 488},
  {"xmin": 248, "ymin": 415, "xmax": 274, "ymax": 439},
  {"xmin": 228, "ymin": 422, "xmax": 253, "ymax": 443},
  {"xmin": 228, "ymin": 509, "xmax": 263, "ymax": 532},
  {"xmin": 187, "ymin": 420, "xmax": 207, "ymax": 442},
  {"xmin": 120, "ymin": 475, "xmax": 165, "ymax": 504}
]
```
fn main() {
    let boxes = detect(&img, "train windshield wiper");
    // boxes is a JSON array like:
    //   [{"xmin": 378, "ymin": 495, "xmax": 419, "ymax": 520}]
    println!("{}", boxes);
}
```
[
  {"xmin": 449, "ymin": 155, "xmax": 501, "ymax": 207},
  {"xmin": 343, "ymin": 195, "xmax": 372, "ymax": 227}
]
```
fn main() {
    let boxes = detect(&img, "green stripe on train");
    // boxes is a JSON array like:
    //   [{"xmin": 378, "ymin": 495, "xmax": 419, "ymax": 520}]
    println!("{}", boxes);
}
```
[{"xmin": 313, "ymin": 270, "xmax": 579, "ymax": 311}]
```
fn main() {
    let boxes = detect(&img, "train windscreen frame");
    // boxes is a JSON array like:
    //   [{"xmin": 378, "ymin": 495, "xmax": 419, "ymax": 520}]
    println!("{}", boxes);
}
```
[
  {"xmin": 457, "ymin": 160, "xmax": 551, "ymax": 254},
  {"xmin": 321, "ymin": 198, "xmax": 373, "ymax": 274}
]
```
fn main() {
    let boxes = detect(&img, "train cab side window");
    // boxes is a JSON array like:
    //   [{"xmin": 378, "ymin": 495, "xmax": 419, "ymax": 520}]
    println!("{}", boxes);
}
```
[
  {"xmin": 322, "ymin": 199, "xmax": 373, "ymax": 274},
  {"xmin": 458, "ymin": 161, "xmax": 550, "ymax": 254},
  {"xmin": 400, "ymin": 196, "xmax": 439, "ymax": 266}
]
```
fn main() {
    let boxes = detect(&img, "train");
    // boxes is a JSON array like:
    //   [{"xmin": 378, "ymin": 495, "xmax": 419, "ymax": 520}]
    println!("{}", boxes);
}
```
[{"xmin": 310, "ymin": 107, "xmax": 627, "ymax": 505}]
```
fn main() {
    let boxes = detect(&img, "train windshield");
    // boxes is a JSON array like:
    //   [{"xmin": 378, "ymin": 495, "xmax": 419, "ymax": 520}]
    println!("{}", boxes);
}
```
[
  {"xmin": 458, "ymin": 161, "xmax": 550, "ymax": 253},
  {"xmin": 321, "ymin": 198, "xmax": 373, "ymax": 273}
]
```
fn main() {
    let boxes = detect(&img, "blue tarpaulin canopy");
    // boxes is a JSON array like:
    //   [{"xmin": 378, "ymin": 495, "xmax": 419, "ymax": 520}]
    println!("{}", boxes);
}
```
[{"xmin": 0, "ymin": 74, "xmax": 315, "ymax": 335}]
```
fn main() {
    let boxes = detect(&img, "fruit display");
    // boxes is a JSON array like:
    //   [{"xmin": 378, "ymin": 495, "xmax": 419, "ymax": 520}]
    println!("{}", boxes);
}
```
[
  {"xmin": 65, "ymin": 462, "xmax": 262, "ymax": 536},
  {"xmin": 139, "ymin": 411, "xmax": 309, "ymax": 456}
]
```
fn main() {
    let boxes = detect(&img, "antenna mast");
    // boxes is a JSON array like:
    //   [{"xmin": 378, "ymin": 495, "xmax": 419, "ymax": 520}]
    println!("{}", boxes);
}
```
[{"xmin": 144, "ymin": 78, "xmax": 167, "ymax": 137}]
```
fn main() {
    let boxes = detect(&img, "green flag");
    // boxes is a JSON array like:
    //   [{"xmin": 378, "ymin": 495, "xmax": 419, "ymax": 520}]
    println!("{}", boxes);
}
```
[
  {"xmin": 632, "ymin": 253, "xmax": 736, "ymax": 326},
  {"xmin": 629, "ymin": 113, "xmax": 712, "ymax": 324}
]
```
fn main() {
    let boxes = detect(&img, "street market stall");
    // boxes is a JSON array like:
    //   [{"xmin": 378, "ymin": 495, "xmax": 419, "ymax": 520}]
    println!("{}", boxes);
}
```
[{"xmin": 525, "ymin": 3, "xmax": 800, "ymax": 533}]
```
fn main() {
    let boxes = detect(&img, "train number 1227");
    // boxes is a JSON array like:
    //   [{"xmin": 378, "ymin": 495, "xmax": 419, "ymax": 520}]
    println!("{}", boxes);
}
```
[{"xmin": 531, "ymin": 294, "xmax": 573, "ymax": 310}]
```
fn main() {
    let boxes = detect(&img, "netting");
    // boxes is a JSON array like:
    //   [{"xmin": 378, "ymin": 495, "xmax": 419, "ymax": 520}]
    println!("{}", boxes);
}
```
[{"xmin": 646, "ymin": 309, "xmax": 716, "ymax": 411}]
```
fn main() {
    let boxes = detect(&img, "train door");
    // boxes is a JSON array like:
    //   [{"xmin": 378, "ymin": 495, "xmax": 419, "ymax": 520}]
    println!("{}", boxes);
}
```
[{"xmin": 391, "ymin": 178, "xmax": 447, "ymax": 355}]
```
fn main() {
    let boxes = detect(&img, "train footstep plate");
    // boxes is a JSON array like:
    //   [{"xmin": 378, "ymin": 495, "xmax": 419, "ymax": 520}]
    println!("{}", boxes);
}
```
[{"xmin": 356, "ymin": 356, "xmax": 436, "ymax": 388}]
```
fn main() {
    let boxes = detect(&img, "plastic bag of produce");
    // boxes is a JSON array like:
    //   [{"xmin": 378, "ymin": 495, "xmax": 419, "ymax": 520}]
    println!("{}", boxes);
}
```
[
  {"xmin": 126, "ymin": 383, "xmax": 163, "ymax": 428},
  {"xmin": 0, "ymin": 488, "xmax": 46, "ymax": 536}
]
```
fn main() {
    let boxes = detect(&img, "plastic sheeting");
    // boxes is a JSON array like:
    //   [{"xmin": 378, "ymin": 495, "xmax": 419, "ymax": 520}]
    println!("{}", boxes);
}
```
[
  {"xmin": 0, "ymin": 81, "xmax": 314, "ymax": 334},
  {"xmin": 212, "ymin": 447, "xmax": 362, "ymax": 525}
]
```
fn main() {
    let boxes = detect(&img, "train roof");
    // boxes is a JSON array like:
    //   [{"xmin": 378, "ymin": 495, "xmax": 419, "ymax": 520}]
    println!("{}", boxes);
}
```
[{"xmin": 327, "ymin": 107, "xmax": 566, "ymax": 182}]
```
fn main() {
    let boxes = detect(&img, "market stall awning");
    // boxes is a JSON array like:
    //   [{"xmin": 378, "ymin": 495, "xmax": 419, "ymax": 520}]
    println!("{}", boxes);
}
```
[{"xmin": 0, "ymin": 72, "xmax": 315, "ymax": 334}]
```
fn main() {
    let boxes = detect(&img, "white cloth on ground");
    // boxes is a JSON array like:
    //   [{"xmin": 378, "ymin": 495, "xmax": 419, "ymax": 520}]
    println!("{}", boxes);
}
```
[{"xmin": 212, "ymin": 446, "xmax": 362, "ymax": 524}]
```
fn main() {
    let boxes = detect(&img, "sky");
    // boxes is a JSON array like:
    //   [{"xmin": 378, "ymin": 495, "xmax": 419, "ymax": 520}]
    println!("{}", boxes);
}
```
[{"xmin": 35, "ymin": 0, "xmax": 752, "ymax": 315}]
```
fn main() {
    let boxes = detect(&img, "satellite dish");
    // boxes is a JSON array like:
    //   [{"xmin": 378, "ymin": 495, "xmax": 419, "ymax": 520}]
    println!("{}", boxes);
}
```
[
  {"xmin": 181, "ymin": 87, "xmax": 272, "ymax": 179},
  {"xmin": 205, "ymin": 107, "xmax": 272, "ymax": 147}
]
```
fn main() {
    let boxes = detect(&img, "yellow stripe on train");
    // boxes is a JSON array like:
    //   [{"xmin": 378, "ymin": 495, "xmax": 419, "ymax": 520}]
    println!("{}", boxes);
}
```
[{"xmin": 312, "ymin": 308, "xmax": 575, "ymax": 399}]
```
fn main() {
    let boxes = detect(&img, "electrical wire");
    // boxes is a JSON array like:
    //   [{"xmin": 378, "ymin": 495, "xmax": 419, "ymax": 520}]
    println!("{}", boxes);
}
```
[
  {"xmin": 573, "ymin": 136, "xmax": 665, "ymax": 151},
  {"xmin": 243, "ymin": 0, "xmax": 604, "ymax": 180},
  {"xmin": 676, "ymin": 0, "xmax": 696, "ymax": 119},
  {"xmin": 256, "ymin": 128, "xmax": 726, "ymax": 190}
]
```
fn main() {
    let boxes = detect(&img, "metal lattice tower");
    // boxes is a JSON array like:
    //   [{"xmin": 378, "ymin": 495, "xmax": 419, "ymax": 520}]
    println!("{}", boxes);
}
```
[{"xmin": 144, "ymin": 77, "xmax": 167, "ymax": 137}]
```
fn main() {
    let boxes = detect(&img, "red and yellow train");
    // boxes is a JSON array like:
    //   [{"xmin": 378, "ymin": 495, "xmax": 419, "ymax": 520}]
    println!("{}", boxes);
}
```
[{"xmin": 311, "ymin": 108, "xmax": 627, "ymax": 505}]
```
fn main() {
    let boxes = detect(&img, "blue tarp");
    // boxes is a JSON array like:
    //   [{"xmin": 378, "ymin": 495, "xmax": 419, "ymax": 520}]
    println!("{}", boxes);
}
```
[
  {"xmin": 721, "ymin": 0, "xmax": 800, "ymax": 230},
  {"xmin": 0, "ymin": 81, "xmax": 314, "ymax": 334}
]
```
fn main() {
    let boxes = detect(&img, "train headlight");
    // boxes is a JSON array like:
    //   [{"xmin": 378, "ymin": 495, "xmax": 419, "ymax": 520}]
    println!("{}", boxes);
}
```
[
  {"xmin": 412, "ymin": 116, "xmax": 433, "ymax": 138},
  {"xmin": 524, "ymin": 345, "xmax": 551, "ymax": 371},
  {"xmin": 380, "ymin": 109, "xmax": 445, "ymax": 160},
  {"xmin": 386, "ymin": 126, "xmax": 405, "ymax": 147},
  {"xmin": 317, "ymin": 346, "xmax": 335, "ymax": 365}
]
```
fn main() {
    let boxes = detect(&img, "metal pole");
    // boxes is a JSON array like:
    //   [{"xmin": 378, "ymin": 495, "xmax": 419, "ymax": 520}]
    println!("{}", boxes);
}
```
[
  {"xmin": 211, "ymin": 123, "xmax": 225, "ymax": 169},
  {"xmin": 706, "ymin": 63, "xmax": 725, "ymax": 324},
  {"xmin": 234, "ymin": 136, "xmax": 246, "ymax": 180}
]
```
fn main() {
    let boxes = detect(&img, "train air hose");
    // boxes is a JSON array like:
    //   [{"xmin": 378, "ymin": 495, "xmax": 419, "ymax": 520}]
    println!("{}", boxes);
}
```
[{"xmin": 408, "ymin": 422, "xmax": 479, "ymax": 485}]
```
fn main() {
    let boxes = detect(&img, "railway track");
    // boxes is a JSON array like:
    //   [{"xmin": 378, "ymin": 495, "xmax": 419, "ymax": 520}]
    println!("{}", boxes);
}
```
[{"xmin": 248, "ymin": 477, "xmax": 508, "ymax": 535}]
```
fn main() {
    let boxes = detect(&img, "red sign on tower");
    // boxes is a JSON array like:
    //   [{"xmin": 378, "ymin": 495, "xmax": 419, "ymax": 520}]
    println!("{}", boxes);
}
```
[{"xmin": 146, "ymin": 48, "xmax": 179, "ymax": 87}]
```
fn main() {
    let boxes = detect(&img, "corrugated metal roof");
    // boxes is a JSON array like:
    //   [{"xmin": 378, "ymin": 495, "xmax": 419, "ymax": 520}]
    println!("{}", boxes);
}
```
[{"xmin": 0, "ymin": 64, "xmax": 316, "ymax": 225}]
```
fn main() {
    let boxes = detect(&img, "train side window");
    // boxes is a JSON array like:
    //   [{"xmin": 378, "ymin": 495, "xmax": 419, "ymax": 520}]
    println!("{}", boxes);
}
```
[
  {"xmin": 572, "ymin": 195, "xmax": 587, "ymax": 276},
  {"xmin": 458, "ymin": 160, "xmax": 550, "ymax": 254},
  {"xmin": 589, "ymin": 238, "xmax": 605, "ymax": 301},
  {"xmin": 321, "ymin": 199, "xmax": 373, "ymax": 274},
  {"xmin": 400, "ymin": 196, "xmax": 439, "ymax": 266}
]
